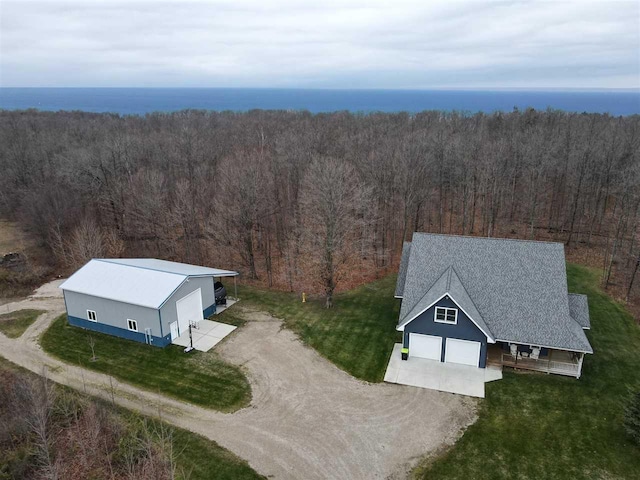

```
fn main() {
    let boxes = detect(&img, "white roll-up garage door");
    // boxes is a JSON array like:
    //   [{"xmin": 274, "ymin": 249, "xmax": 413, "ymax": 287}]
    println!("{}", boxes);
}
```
[
  {"xmin": 409, "ymin": 333, "xmax": 442, "ymax": 361},
  {"xmin": 176, "ymin": 288, "xmax": 203, "ymax": 335},
  {"xmin": 445, "ymin": 338, "xmax": 481, "ymax": 367}
]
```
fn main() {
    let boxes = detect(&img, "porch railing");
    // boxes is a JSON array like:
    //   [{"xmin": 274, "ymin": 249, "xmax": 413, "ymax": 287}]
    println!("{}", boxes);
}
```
[{"xmin": 500, "ymin": 353, "xmax": 580, "ymax": 377}]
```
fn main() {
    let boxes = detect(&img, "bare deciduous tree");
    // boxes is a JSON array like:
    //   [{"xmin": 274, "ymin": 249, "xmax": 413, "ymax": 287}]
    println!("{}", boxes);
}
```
[
  {"xmin": 88, "ymin": 335, "xmax": 97, "ymax": 362},
  {"xmin": 299, "ymin": 157, "xmax": 372, "ymax": 307}
]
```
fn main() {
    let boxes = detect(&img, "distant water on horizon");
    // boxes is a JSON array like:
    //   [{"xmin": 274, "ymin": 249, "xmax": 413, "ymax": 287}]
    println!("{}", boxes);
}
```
[{"xmin": 0, "ymin": 88, "xmax": 639, "ymax": 116}]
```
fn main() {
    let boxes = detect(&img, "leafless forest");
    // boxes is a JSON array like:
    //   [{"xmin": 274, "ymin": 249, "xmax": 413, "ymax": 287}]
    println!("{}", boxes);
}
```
[
  {"xmin": 0, "ymin": 365, "xmax": 180, "ymax": 479},
  {"xmin": 1, "ymin": 109, "xmax": 639, "ymax": 309}
]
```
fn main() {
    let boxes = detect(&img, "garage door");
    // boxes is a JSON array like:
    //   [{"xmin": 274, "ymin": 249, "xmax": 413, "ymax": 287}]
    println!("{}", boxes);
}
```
[
  {"xmin": 409, "ymin": 333, "xmax": 442, "ymax": 361},
  {"xmin": 176, "ymin": 288, "xmax": 203, "ymax": 335},
  {"xmin": 445, "ymin": 338, "xmax": 481, "ymax": 367}
]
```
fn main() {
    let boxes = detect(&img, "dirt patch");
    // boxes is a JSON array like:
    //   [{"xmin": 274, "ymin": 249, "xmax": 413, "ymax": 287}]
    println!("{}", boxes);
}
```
[
  {"xmin": 0, "ymin": 220, "xmax": 33, "ymax": 255},
  {"xmin": 31, "ymin": 278, "xmax": 65, "ymax": 298}
]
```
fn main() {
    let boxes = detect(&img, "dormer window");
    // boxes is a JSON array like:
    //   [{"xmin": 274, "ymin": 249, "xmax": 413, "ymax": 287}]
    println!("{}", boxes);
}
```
[{"xmin": 435, "ymin": 306, "xmax": 458, "ymax": 324}]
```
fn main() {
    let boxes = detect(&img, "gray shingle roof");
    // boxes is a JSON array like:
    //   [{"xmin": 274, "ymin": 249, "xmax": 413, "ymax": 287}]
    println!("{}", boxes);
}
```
[
  {"xmin": 398, "ymin": 233, "xmax": 593, "ymax": 353},
  {"xmin": 568, "ymin": 294, "xmax": 591, "ymax": 329},
  {"xmin": 395, "ymin": 242, "xmax": 412, "ymax": 297},
  {"xmin": 398, "ymin": 266, "xmax": 494, "ymax": 340}
]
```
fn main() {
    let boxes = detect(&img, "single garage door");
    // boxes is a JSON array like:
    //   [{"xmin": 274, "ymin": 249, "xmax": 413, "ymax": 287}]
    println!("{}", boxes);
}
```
[
  {"xmin": 176, "ymin": 288, "xmax": 203, "ymax": 335},
  {"xmin": 445, "ymin": 338, "xmax": 481, "ymax": 367},
  {"xmin": 409, "ymin": 333, "xmax": 442, "ymax": 361}
]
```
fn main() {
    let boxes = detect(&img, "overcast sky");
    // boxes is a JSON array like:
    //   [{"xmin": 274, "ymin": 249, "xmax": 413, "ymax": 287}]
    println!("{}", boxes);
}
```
[{"xmin": 1, "ymin": 0, "xmax": 638, "ymax": 89}]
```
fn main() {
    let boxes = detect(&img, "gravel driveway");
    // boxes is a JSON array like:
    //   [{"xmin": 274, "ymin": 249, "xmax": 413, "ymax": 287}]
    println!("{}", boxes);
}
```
[{"xmin": 0, "ymin": 282, "xmax": 477, "ymax": 479}]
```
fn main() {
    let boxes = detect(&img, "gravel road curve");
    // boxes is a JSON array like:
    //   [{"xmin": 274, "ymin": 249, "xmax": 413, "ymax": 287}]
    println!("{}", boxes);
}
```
[{"xmin": 0, "ymin": 281, "xmax": 477, "ymax": 479}]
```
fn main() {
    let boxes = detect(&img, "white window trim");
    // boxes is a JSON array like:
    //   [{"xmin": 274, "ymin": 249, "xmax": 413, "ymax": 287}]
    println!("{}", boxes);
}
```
[
  {"xmin": 434, "ymin": 306, "xmax": 458, "ymax": 325},
  {"xmin": 87, "ymin": 310, "xmax": 97, "ymax": 322},
  {"xmin": 127, "ymin": 319, "xmax": 138, "ymax": 332},
  {"xmin": 397, "ymin": 292, "xmax": 496, "ymax": 343}
]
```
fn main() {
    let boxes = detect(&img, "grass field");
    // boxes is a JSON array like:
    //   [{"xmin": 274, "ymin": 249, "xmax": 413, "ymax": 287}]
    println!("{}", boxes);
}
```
[
  {"xmin": 0, "ymin": 309, "xmax": 45, "ymax": 338},
  {"xmin": 239, "ymin": 275, "xmax": 401, "ymax": 382},
  {"xmin": 40, "ymin": 311, "xmax": 251, "ymax": 412},
  {"xmin": 170, "ymin": 425, "xmax": 264, "ymax": 480},
  {"xmin": 414, "ymin": 264, "xmax": 640, "ymax": 479}
]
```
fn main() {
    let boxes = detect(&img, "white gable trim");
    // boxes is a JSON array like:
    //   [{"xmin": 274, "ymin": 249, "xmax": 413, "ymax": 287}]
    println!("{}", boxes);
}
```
[
  {"xmin": 397, "ymin": 292, "xmax": 495, "ymax": 343},
  {"xmin": 157, "ymin": 277, "xmax": 190, "ymax": 309}
]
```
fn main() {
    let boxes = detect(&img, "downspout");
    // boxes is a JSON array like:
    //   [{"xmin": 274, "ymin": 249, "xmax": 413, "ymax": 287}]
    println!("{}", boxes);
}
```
[{"xmin": 62, "ymin": 290, "xmax": 69, "ymax": 321}]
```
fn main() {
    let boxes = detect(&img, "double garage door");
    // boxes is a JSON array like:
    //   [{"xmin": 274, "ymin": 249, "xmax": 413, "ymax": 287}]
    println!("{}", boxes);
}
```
[{"xmin": 409, "ymin": 333, "xmax": 481, "ymax": 367}]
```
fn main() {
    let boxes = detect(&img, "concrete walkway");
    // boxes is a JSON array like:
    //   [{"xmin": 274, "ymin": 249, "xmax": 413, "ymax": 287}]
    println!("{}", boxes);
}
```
[
  {"xmin": 0, "ymin": 282, "xmax": 479, "ymax": 480},
  {"xmin": 384, "ymin": 344, "xmax": 503, "ymax": 398}
]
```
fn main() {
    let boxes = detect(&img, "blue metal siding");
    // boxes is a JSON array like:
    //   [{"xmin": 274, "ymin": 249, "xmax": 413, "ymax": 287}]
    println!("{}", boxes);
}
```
[
  {"xmin": 403, "ymin": 296, "xmax": 487, "ymax": 368},
  {"xmin": 67, "ymin": 315, "xmax": 171, "ymax": 347},
  {"xmin": 203, "ymin": 303, "xmax": 216, "ymax": 318}
]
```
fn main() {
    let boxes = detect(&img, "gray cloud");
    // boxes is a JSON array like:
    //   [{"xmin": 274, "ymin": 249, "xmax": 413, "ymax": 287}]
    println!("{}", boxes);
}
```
[{"xmin": 1, "ymin": 0, "xmax": 638, "ymax": 88}]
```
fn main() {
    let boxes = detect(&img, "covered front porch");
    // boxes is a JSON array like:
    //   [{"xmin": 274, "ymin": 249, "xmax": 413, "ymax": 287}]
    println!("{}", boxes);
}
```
[{"xmin": 487, "ymin": 342, "xmax": 584, "ymax": 378}]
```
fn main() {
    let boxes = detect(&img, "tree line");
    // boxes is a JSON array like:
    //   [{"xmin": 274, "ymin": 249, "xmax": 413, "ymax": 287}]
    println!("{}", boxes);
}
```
[{"xmin": 0, "ymin": 108, "xmax": 639, "ymax": 307}]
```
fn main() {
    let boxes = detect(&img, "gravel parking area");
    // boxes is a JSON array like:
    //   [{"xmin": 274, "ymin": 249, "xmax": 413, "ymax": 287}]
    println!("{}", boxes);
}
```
[{"xmin": 211, "ymin": 308, "xmax": 478, "ymax": 479}]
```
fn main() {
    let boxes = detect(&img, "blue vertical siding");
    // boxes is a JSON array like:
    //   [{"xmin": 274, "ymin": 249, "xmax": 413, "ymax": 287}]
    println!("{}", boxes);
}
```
[
  {"xmin": 203, "ymin": 303, "xmax": 216, "ymax": 318},
  {"xmin": 67, "ymin": 315, "xmax": 171, "ymax": 347},
  {"xmin": 402, "ymin": 296, "xmax": 488, "ymax": 368}
]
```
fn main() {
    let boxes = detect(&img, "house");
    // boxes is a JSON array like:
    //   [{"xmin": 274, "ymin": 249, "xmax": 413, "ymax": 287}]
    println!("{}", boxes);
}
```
[
  {"xmin": 59, "ymin": 258, "xmax": 238, "ymax": 347},
  {"xmin": 394, "ymin": 233, "xmax": 592, "ymax": 379}
]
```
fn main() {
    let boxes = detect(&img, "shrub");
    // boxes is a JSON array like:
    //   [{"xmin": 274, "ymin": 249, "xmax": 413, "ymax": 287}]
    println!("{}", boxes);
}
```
[{"xmin": 624, "ymin": 390, "xmax": 640, "ymax": 445}]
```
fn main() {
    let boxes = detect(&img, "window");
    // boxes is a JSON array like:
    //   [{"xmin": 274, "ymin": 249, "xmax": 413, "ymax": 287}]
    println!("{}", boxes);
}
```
[
  {"xmin": 127, "ymin": 319, "xmax": 138, "ymax": 332},
  {"xmin": 435, "ymin": 307, "xmax": 457, "ymax": 324},
  {"xmin": 87, "ymin": 310, "xmax": 97, "ymax": 322}
]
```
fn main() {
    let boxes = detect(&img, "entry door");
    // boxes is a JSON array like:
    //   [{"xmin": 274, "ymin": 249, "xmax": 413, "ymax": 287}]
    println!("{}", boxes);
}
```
[
  {"xmin": 176, "ymin": 288, "xmax": 203, "ymax": 335},
  {"xmin": 409, "ymin": 333, "xmax": 442, "ymax": 361},
  {"xmin": 170, "ymin": 321, "xmax": 179, "ymax": 340}
]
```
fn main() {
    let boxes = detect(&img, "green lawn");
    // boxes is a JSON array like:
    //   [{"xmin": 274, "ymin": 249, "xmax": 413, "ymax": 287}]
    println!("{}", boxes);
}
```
[
  {"xmin": 40, "ymin": 311, "xmax": 251, "ymax": 412},
  {"xmin": 171, "ymin": 426, "xmax": 264, "ymax": 479},
  {"xmin": 414, "ymin": 264, "xmax": 640, "ymax": 479},
  {"xmin": 122, "ymin": 412, "xmax": 264, "ymax": 479},
  {"xmin": 239, "ymin": 275, "xmax": 401, "ymax": 382},
  {"xmin": 0, "ymin": 309, "xmax": 45, "ymax": 338}
]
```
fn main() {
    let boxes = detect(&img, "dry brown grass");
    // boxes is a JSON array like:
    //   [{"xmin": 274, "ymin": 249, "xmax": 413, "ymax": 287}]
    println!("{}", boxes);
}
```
[{"xmin": 0, "ymin": 220, "xmax": 33, "ymax": 255}]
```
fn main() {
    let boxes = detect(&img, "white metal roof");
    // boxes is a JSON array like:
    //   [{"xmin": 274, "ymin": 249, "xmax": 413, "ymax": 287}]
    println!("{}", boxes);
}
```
[
  {"xmin": 101, "ymin": 258, "xmax": 239, "ymax": 277},
  {"xmin": 59, "ymin": 258, "xmax": 238, "ymax": 309}
]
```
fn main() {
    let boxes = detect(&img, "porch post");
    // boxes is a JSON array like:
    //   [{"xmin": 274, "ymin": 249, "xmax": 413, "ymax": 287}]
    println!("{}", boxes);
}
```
[
  {"xmin": 577, "ymin": 353, "xmax": 584, "ymax": 379},
  {"xmin": 234, "ymin": 276, "xmax": 238, "ymax": 301}
]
